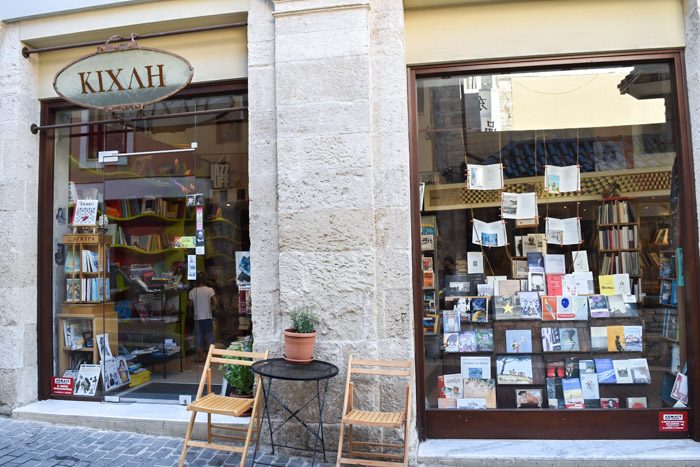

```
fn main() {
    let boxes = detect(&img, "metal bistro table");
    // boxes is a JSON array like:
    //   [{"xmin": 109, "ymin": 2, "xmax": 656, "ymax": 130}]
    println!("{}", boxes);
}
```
[{"xmin": 250, "ymin": 358, "xmax": 339, "ymax": 466}]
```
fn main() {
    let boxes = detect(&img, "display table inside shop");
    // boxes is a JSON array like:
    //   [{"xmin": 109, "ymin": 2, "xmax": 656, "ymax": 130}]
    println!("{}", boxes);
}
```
[
  {"xmin": 120, "ymin": 314, "xmax": 183, "ymax": 379},
  {"xmin": 250, "ymin": 358, "xmax": 339, "ymax": 467}
]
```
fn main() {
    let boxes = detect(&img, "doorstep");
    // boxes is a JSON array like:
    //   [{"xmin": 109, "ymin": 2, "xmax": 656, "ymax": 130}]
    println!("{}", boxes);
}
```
[
  {"xmin": 417, "ymin": 438, "xmax": 700, "ymax": 466},
  {"xmin": 12, "ymin": 399, "xmax": 248, "ymax": 439}
]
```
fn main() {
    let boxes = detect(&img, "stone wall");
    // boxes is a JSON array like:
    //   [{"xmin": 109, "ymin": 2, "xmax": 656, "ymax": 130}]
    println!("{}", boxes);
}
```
[
  {"xmin": 0, "ymin": 22, "xmax": 40, "ymax": 414},
  {"xmin": 248, "ymin": 0, "xmax": 415, "ymax": 455},
  {"xmin": 685, "ymin": 0, "xmax": 700, "ymax": 231}
]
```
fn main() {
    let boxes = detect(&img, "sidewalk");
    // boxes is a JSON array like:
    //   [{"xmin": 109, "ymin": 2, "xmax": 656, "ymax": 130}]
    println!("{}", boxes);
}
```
[{"xmin": 0, "ymin": 417, "xmax": 332, "ymax": 467}]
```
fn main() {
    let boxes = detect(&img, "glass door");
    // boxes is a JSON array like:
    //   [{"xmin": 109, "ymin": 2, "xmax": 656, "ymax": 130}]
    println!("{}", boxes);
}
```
[{"xmin": 51, "ymin": 90, "xmax": 250, "ymax": 403}]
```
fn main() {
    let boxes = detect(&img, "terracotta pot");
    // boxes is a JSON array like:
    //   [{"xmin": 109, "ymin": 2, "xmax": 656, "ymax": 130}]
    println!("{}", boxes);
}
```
[{"xmin": 283, "ymin": 329, "xmax": 317, "ymax": 363}]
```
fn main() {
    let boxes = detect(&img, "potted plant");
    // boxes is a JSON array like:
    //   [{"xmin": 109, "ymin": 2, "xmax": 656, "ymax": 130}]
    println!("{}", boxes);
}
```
[
  {"xmin": 221, "ymin": 340, "xmax": 254, "ymax": 397},
  {"xmin": 284, "ymin": 306, "xmax": 317, "ymax": 363}
]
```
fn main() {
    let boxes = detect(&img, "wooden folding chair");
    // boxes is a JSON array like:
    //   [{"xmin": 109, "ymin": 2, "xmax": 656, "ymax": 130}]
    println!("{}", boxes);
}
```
[
  {"xmin": 336, "ymin": 355, "xmax": 413, "ymax": 467},
  {"xmin": 179, "ymin": 345, "xmax": 268, "ymax": 467}
]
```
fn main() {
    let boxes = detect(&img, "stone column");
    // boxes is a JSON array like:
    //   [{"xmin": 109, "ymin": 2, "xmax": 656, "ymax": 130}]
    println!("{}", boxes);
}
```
[
  {"xmin": 685, "ymin": 0, "xmax": 700, "ymax": 226},
  {"xmin": 0, "ymin": 22, "xmax": 40, "ymax": 414},
  {"xmin": 248, "ymin": 0, "xmax": 415, "ymax": 453}
]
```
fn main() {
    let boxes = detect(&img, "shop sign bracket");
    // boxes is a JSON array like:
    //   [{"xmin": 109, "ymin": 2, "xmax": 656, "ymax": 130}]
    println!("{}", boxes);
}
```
[{"xmin": 98, "ymin": 142, "xmax": 198, "ymax": 165}]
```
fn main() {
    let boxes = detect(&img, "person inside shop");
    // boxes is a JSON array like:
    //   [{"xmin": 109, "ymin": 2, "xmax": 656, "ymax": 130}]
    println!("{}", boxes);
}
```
[{"xmin": 188, "ymin": 274, "xmax": 218, "ymax": 362}]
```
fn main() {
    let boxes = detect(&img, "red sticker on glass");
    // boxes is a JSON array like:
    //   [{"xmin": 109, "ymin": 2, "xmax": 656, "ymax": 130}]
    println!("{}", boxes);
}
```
[
  {"xmin": 51, "ymin": 376, "xmax": 74, "ymax": 396},
  {"xmin": 659, "ymin": 411, "xmax": 688, "ymax": 432}
]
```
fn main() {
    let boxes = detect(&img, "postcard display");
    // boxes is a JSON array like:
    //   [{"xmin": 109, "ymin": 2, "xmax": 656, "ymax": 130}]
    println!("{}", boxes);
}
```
[{"xmin": 428, "ymin": 166, "xmax": 687, "ymax": 411}]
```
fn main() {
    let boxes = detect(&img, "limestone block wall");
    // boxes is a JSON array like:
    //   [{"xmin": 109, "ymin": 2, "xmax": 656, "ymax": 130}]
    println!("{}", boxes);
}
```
[
  {"xmin": 249, "ymin": 0, "xmax": 415, "ymax": 453},
  {"xmin": 685, "ymin": 0, "xmax": 700, "ymax": 230},
  {"xmin": 0, "ymin": 22, "xmax": 40, "ymax": 414}
]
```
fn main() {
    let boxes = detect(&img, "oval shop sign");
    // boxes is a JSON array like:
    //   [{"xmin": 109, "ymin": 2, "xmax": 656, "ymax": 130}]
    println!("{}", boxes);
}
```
[{"xmin": 53, "ymin": 46, "xmax": 194, "ymax": 111}]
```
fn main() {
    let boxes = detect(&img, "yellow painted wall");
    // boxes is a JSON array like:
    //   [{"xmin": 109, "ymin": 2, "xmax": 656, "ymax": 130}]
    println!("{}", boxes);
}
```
[
  {"xmin": 37, "ymin": 28, "xmax": 248, "ymax": 98},
  {"xmin": 405, "ymin": 0, "xmax": 685, "ymax": 65},
  {"xmin": 19, "ymin": 0, "xmax": 249, "ymax": 98}
]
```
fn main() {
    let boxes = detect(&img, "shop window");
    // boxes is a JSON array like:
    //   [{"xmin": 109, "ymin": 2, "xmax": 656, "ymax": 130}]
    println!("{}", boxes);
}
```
[{"xmin": 414, "ymin": 61, "xmax": 690, "ymax": 435}]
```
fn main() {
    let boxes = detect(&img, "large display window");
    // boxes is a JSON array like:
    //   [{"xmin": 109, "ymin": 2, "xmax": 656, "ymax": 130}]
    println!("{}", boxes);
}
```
[
  {"xmin": 410, "ymin": 53, "xmax": 698, "ymax": 439},
  {"xmin": 39, "ymin": 84, "xmax": 250, "ymax": 402}
]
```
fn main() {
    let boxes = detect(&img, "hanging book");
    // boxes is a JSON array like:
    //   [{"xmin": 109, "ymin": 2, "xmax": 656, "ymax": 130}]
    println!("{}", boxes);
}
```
[
  {"xmin": 467, "ymin": 164, "xmax": 503, "ymax": 190},
  {"xmin": 501, "ymin": 192, "xmax": 538, "ymax": 220},
  {"xmin": 545, "ymin": 217, "xmax": 581, "ymax": 245},
  {"xmin": 472, "ymin": 219, "xmax": 507, "ymax": 247},
  {"xmin": 544, "ymin": 165, "xmax": 580, "ymax": 194}
]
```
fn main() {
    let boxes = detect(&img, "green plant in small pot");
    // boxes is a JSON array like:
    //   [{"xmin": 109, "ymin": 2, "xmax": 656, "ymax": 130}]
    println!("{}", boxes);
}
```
[
  {"xmin": 284, "ymin": 306, "xmax": 317, "ymax": 364},
  {"xmin": 221, "ymin": 340, "xmax": 254, "ymax": 397}
]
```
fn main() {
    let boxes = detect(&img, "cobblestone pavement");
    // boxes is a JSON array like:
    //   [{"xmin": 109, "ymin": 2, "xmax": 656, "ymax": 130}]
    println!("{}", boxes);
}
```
[{"xmin": 0, "ymin": 417, "xmax": 333, "ymax": 466}]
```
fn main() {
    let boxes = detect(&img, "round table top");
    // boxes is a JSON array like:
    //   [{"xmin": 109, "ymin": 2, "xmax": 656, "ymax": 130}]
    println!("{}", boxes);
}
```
[{"xmin": 251, "ymin": 358, "xmax": 339, "ymax": 381}]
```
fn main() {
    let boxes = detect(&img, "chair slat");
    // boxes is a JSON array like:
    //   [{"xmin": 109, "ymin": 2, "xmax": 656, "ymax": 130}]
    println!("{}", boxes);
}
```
[
  {"xmin": 350, "ymin": 368, "xmax": 410, "ymax": 377},
  {"xmin": 210, "ymin": 357, "xmax": 253, "ymax": 366},
  {"xmin": 352, "ymin": 358, "xmax": 411, "ymax": 368},
  {"xmin": 212, "ymin": 348, "xmax": 267, "ymax": 359}
]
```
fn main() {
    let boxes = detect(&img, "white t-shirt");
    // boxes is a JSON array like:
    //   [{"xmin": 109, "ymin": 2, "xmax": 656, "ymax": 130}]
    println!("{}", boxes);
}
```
[{"xmin": 188, "ymin": 286, "xmax": 216, "ymax": 320}]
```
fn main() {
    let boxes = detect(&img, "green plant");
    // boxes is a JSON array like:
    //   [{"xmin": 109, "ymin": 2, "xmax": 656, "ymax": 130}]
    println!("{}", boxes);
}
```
[
  {"xmin": 222, "ymin": 340, "xmax": 254, "ymax": 396},
  {"xmin": 289, "ymin": 306, "xmax": 317, "ymax": 333}
]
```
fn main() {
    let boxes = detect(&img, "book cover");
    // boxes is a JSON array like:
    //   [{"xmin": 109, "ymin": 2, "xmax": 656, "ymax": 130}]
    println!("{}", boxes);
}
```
[
  {"xmin": 460, "ymin": 356, "xmax": 491, "ymax": 380},
  {"xmin": 523, "ymin": 233, "xmax": 547, "ymax": 255},
  {"xmin": 544, "ymin": 254, "xmax": 566, "ymax": 274},
  {"xmin": 456, "ymin": 398, "xmax": 487, "ymax": 409},
  {"xmin": 571, "ymin": 296, "xmax": 589, "ymax": 320},
  {"xmin": 438, "ymin": 373, "xmax": 463, "ymax": 399},
  {"xmin": 515, "ymin": 389, "xmax": 543, "ymax": 408},
  {"xmin": 600, "ymin": 398, "xmax": 620, "ymax": 408},
  {"xmin": 443, "ymin": 310, "xmax": 461, "ymax": 333},
  {"xmin": 476, "ymin": 329, "xmax": 494, "ymax": 352},
  {"xmin": 458, "ymin": 331, "xmax": 478, "ymax": 352},
  {"xmin": 423, "ymin": 270, "xmax": 435, "ymax": 289},
  {"xmin": 66, "ymin": 279, "xmax": 80, "ymax": 303},
  {"xmin": 607, "ymin": 295, "xmax": 627, "ymax": 317},
  {"xmin": 498, "ymin": 279, "xmax": 522, "ymax": 297},
  {"xmin": 545, "ymin": 274, "xmax": 563, "ymax": 296},
  {"xmin": 512, "ymin": 260, "xmax": 529, "ymax": 279},
  {"xmin": 496, "ymin": 355, "xmax": 533, "ymax": 385},
  {"xmin": 629, "ymin": 358, "xmax": 651, "ymax": 384},
  {"xmin": 462, "ymin": 378, "xmax": 497, "ymax": 408},
  {"xmin": 588, "ymin": 295, "xmax": 610, "ymax": 318},
  {"xmin": 72, "ymin": 199, "xmax": 99, "ymax": 226},
  {"xmin": 494, "ymin": 295, "xmax": 522, "ymax": 320},
  {"xmin": 505, "ymin": 329, "xmax": 532, "ymax": 353},
  {"xmin": 437, "ymin": 398, "xmax": 457, "ymax": 409},
  {"xmin": 671, "ymin": 372, "xmax": 689, "ymax": 404},
  {"xmin": 541, "ymin": 296, "xmax": 557, "ymax": 321},
  {"xmin": 560, "ymin": 329, "xmax": 580, "ymax": 351},
  {"xmin": 607, "ymin": 326, "xmax": 625, "ymax": 352},
  {"xmin": 422, "ymin": 257, "xmax": 433, "ymax": 271},
  {"xmin": 469, "ymin": 297, "xmax": 488, "ymax": 323},
  {"xmin": 660, "ymin": 280, "xmax": 672, "ymax": 304},
  {"xmin": 528, "ymin": 272, "xmax": 547, "ymax": 294},
  {"xmin": 562, "ymin": 378, "xmax": 585, "ymax": 409},
  {"xmin": 612, "ymin": 359, "xmax": 633, "ymax": 384},
  {"xmin": 572, "ymin": 250, "xmax": 590, "ymax": 272},
  {"xmin": 580, "ymin": 373, "xmax": 600, "ymax": 400},
  {"xmin": 74, "ymin": 363, "xmax": 101, "ymax": 396},
  {"xmin": 556, "ymin": 296, "xmax": 576, "ymax": 320},
  {"xmin": 623, "ymin": 302, "xmax": 640, "ymax": 318},
  {"xmin": 541, "ymin": 327, "xmax": 561, "ymax": 352},
  {"xmin": 546, "ymin": 360, "xmax": 566, "ymax": 379},
  {"xmin": 626, "ymin": 397, "xmax": 648, "ymax": 408},
  {"xmin": 565, "ymin": 357, "xmax": 580, "ymax": 379},
  {"xmin": 519, "ymin": 291, "xmax": 542, "ymax": 319},
  {"xmin": 545, "ymin": 377, "xmax": 565, "ymax": 409},
  {"xmin": 598, "ymin": 275, "xmax": 615, "ymax": 295},
  {"xmin": 467, "ymin": 251, "xmax": 485, "ymax": 274},
  {"xmin": 612, "ymin": 274, "xmax": 632, "ymax": 295},
  {"xmin": 590, "ymin": 327, "xmax": 608, "ymax": 351},
  {"xmin": 624, "ymin": 326, "xmax": 643, "ymax": 352},
  {"xmin": 594, "ymin": 358, "xmax": 617, "ymax": 384},
  {"xmin": 527, "ymin": 252, "xmax": 545, "ymax": 272},
  {"xmin": 579, "ymin": 359, "xmax": 596, "ymax": 375},
  {"xmin": 443, "ymin": 333, "xmax": 459, "ymax": 352}
]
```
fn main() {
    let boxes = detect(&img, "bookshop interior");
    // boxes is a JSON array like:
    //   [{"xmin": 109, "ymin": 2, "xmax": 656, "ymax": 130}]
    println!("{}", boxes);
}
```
[
  {"xmin": 416, "ymin": 60, "xmax": 690, "ymax": 421},
  {"xmin": 50, "ymin": 89, "xmax": 251, "ymax": 402}
]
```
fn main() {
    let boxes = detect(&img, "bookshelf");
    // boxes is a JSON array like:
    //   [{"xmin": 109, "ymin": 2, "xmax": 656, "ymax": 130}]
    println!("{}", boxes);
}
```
[{"xmin": 596, "ymin": 198, "xmax": 642, "ymax": 298}]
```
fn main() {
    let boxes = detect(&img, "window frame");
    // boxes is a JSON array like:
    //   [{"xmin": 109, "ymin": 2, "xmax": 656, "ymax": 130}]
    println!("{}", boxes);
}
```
[{"xmin": 408, "ymin": 50, "xmax": 700, "ymax": 440}]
